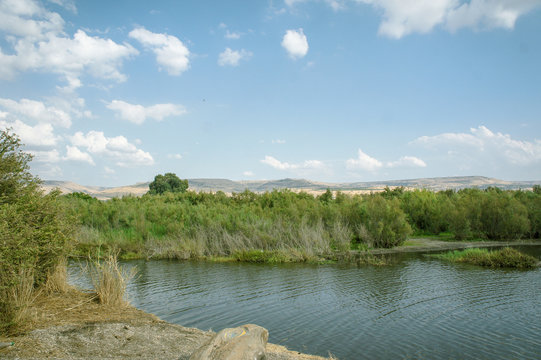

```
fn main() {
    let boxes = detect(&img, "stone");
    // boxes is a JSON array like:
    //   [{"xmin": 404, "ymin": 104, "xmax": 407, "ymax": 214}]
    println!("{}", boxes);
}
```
[{"xmin": 189, "ymin": 324, "xmax": 268, "ymax": 360}]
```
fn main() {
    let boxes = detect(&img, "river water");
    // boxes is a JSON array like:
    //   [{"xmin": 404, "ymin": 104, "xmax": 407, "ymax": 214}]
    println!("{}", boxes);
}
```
[{"xmin": 69, "ymin": 246, "xmax": 541, "ymax": 360}]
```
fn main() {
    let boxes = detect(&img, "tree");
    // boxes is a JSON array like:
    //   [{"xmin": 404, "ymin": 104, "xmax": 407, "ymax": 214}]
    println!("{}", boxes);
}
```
[{"xmin": 148, "ymin": 173, "xmax": 188, "ymax": 195}]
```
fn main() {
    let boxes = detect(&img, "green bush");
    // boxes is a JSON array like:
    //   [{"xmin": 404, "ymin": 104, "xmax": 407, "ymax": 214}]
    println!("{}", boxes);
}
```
[{"xmin": 0, "ymin": 130, "xmax": 72, "ymax": 333}]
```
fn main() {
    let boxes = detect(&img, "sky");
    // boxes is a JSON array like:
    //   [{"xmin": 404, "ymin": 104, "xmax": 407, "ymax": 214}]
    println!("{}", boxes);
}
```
[{"xmin": 0, "ymin": 0, "xmax": 540, "ymax": 187}]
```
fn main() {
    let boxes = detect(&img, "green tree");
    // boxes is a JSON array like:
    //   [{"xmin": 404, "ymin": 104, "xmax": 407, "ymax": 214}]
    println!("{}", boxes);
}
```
[{"xmin": 148, "ymin": 173, "xmax": 188, "ymax": 195}]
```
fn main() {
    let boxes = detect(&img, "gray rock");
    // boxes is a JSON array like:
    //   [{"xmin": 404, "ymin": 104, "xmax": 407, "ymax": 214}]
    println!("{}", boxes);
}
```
[{"xmin": 189, "ymin": 324, "xmax": 268, "ymax": 360}]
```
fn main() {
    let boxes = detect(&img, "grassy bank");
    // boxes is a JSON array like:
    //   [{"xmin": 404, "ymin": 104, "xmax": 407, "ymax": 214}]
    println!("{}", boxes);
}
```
[{"xmin": 433, "ymin": 247, "xmax": 539, "ymax": 269}]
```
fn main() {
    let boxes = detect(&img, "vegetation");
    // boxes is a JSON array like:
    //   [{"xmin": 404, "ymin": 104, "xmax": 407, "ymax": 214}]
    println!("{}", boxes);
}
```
[
  {"xmin": 0, "ymin": 130, "xmax": 72, "ymax": 334},
  {"xmin": 434, "ymin": 247, "xmax": 539, "ymax": 269},
  {"xmin": 58, "ymin": 180, "xmax": 541, "ymax": 263},
  {"xmin": 86, "ymin": 254, "xmax": 136, "ymax": 306},
  {"xmin": 148, "ymin": 173, "xmax": 188, "ymax": 195}
]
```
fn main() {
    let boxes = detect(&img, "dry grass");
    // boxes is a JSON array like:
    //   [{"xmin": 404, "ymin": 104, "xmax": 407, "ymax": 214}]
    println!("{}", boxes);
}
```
[
  {"xmin": 44, "ymin": 260, "xmax": 70, "ymax": 294},
  {"xmin": 87, "ymin": 254, "xmax": 136, "ymax": 307},
  {"xmin": 0, "ymin": 268, "xmax": 39, "ymax": 335}
]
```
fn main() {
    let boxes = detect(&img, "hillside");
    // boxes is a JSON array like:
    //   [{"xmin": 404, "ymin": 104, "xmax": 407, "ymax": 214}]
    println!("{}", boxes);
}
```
[{"xmin": 41, "ymin": 176, "xmax": 541, "ymax": 200}]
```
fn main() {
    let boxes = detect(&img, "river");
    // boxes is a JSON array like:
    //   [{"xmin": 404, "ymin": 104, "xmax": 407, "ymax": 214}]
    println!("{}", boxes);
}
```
[{"xmin": 69, "ymin": 246, "xmax": 541, "ymax": 359}]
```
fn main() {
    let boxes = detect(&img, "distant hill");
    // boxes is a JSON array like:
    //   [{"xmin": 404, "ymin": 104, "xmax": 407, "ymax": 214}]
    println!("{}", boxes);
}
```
[{"xmin": 41, "ymin": 176, "xmax": 541, "ymax": 200}]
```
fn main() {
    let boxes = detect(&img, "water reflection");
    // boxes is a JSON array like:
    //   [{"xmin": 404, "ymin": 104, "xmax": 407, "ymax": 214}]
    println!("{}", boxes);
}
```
[{"xmin": 69, "ymin": 246, "xmax": 541, "ymax": 360}]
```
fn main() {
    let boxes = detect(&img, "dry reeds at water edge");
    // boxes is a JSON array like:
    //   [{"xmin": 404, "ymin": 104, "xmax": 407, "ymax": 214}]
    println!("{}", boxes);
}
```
[{"xmin": 85, "ymin": 254, "xmax": 137, "ymax": 307}]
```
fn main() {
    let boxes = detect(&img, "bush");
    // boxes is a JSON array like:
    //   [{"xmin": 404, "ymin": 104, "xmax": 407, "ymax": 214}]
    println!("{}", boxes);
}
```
[
  {"xmin": 360, "ymin": 196, "xmax": 411, "ymax": 248},
  {"xmin": 0, "ymin": 130, "xmax": 72, "ymax": 333}
]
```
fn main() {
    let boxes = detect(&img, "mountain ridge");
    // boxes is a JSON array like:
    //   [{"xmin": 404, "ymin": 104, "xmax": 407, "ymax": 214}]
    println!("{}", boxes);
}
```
[{"xmin": 41, "ymin": 176, "xmax": 541, "ymax": 200}]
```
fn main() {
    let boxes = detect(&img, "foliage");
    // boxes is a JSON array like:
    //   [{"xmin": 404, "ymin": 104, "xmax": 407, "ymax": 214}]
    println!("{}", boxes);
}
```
[
  {"xmin": 148, "ymin": 173, "xmax": 188, "ymax": 195},
  {"xmin": 434, "ymin": 247, "xmax": 538, "ymax": 269},
  {"xmin": 0, "ymin": 130, "xmax": 72, "ymax": 334}
]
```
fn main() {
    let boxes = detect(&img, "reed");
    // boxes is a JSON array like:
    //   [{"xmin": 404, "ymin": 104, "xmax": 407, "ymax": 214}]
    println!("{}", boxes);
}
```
[{"xmin": 87, "ymin": 254, "xmax": 136, "ymax": 307}]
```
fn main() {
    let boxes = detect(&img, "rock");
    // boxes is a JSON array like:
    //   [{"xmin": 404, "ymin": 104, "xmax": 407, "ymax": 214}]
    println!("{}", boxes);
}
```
[{"xmin": 189, "ymin": 324, "xmax": 268, "ymax": 360}]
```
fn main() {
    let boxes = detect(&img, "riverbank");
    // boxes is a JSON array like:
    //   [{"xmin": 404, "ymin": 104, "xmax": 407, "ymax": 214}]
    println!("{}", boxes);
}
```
[
  {"xmin": 0, "ymin": 288, "xmax": 330, "ymax": 359},
  {"xmin": 368, "ymin": 237, "xmax": 541, "ymax": 255}
]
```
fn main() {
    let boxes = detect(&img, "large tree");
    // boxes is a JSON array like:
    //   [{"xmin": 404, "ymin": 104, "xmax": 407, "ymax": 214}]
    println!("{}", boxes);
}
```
[{"xmin": 148, "ymin": 173, "xmax": 189, "ymax": 195}]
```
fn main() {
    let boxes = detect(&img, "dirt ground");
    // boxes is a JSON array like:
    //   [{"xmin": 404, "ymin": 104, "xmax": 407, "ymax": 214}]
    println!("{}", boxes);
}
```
[{"xmin": 0, "ymin": 289, "xmax": 328, "ymax": 359}]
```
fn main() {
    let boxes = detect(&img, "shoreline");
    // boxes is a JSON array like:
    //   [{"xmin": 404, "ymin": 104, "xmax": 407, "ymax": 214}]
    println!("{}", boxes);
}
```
[
  {"xmin": 0, "ymin": 288, "xmax": 329, "ymax": 360},
  {"xmin": 2, "ymin": 239, "xmax": 540, "ymax": 359}
]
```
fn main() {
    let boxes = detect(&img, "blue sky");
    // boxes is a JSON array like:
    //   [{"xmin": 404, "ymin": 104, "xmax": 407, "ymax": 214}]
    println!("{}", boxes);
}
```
[{"xmin": 1, "ymin": 0, "xmax": 540, "ymax": 186}]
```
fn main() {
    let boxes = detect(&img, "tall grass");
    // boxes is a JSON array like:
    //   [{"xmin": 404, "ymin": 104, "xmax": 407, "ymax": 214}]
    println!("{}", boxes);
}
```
[
  {"xmin": 0, "ymin": 268, "xmax": 37, "ymax": 334},
  {"xmin": 87, "ymin": 254, "xmax": 136, "ymax": 306}
]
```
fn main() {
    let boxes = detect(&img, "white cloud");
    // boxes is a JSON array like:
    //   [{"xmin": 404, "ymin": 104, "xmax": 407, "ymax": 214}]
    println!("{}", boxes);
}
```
[
  {"xmin": 47, "ymin": 0, "xmax": 77, "ymax": 13},
  {"xmin": 70, "ymin": 130, "xmax": 154, "ymax": 167},
  {"xmin": 0, "ymin": 119, "xmax": 58, "ymax": 146},
  {"xmin": 167, "ymin": 153, "xmax": 183, "ymax": 160},
  {"xmin": 346, "ymin": 149, "xmax": 383, "ymax": 171},
  {"xmin": 0, "ymin": 0, "xmax": 64, "ymax": 40},
  {"xmin": 261, "ymin": 155, "xmax": 324, "ymax": 170},
  {"xmin": 225, "ymin": 30, "xmax": 241, "ymax": 39},
  {"xmin": 107, "ymin": 100, "xmax": 186, "ymax": 125},
  {"xmin": 104, "ymin": 166, "xmax": 115, "ymax": 174},
  {"xmin": 414, "ymin": 125, "xmax": 541, "ymax": 165},
  {"xmin": 0, "ymin": 0, "xmax": 137, "ymax": 87},
  {"xmin": 129, "ymin": 27, "xmax": 190, "ymax": 75},
  {"xmin": 0, "ymin": 26, "xmax": 138, "ymax": 87},
  {"xmin": 281, "ymin": 28, "xmax": 309, "ymax": 59},
  {"xmin": 387, "ymin": 156, "xmax": 427, "ymax": 168},
  {"xmin": 64, "ymin": 145, "xmax": 94, "ymax": 165},
  {"xmin": 356, "ymin": 0, "xmax": 541, "ymax": 39},
  {"xmin": 218, "ymin": 48, "xmax": 253, "ymax": 67},
  {"xmin": 272, "ymin": 139, "xmax": 286, "ymax": 144},
  {"xmin": 243, "ymin": 170, "xmax": 255, "ymax": 177},
  {"xmin": 29, "ymin": 149, "xmax": 60, "ymax": 163},
  {"xmin": 0, "ymin": 98, "xmax": 71, "ymax": 128}
]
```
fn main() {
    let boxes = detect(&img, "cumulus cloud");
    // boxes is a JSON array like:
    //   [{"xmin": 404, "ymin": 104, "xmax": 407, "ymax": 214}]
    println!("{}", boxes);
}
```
[
  {"xmin": 218, "ymin": 48, "xmax": 253, "ymax": 67},
  {"xmin": 356, "ymin": 0, "xmax": 541, "ymax": 38},
  {"xmin": 261, "ymin": 155, "xmax": 324, "ymax": 170},
  {"xmin": 281, "ymin": 29, "xmax": 309, "ymax": 59},
  {"xmin": 413, "ymin": 125, "xmax": 541, "ymax": 165},
  {"xmin": 70, "ymin": 130, "xmax": 154, "ymax": 167},
  {"xmin": 387, "ymin": 156, "xmax": 427, "ymax": 168},
  {"xmin": 29, "ymin": 149, "xmax": 60, "ymax": 163},
  {"xmin": 64, "ymin": 145, "xmax": 94, "ymax": 165},
  {"xmin": 129, "ymin": 27, "xmax": 190, "ymax": 75},
  {"xmin": 346, "ymin": 149, "xmax": 383, "ymax": 171},
  {"xmin": 243, "ymin": 170, "xmax": 255, "ymax": 177},
  {"xmin": 107, "ymin": 100, "xmax": 186, "ymax": 125},
  {"xmin": 272, "ymin": 139, "xmax": 286, "ymax": 144},
  {"xmin": 347, "ymin": 149, "xmax": 427, "ymax": 171},
  {"xmin": 225, "ymin": 30, "xmax": 241, "ymax": 39},
  {"xmin": 0, "ymin": 119, "xmax": 58, "ymax": 146},
  {"xmin": 0, "ymin": 0, "xmax": 64, "ymax": 40},
  {"xmin": 0, "ymin": 98, "xmax": 71, "ymax": 128},
  {"xmin": 0, "ymin": 0, "xmax": 138, "ymax": 88}
]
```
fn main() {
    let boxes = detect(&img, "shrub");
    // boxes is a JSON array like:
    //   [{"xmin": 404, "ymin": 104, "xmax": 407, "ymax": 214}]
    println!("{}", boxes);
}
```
[
  {"xmin": 0, "ymin": 130, "xmax": 72, "ymax": 333},
  {"xmin": 435, "ymin": 247, "xmax": 538, "ymax": 269},
  {"xmin": 360, "ymin": 196, "xmax": 411, "ymax": 248}
]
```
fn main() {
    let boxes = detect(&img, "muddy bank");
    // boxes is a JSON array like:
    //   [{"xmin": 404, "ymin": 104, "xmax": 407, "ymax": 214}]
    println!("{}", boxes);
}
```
[{"xmin": 0, "ymin": 290, "xmax": 328, "ymax": 360}]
